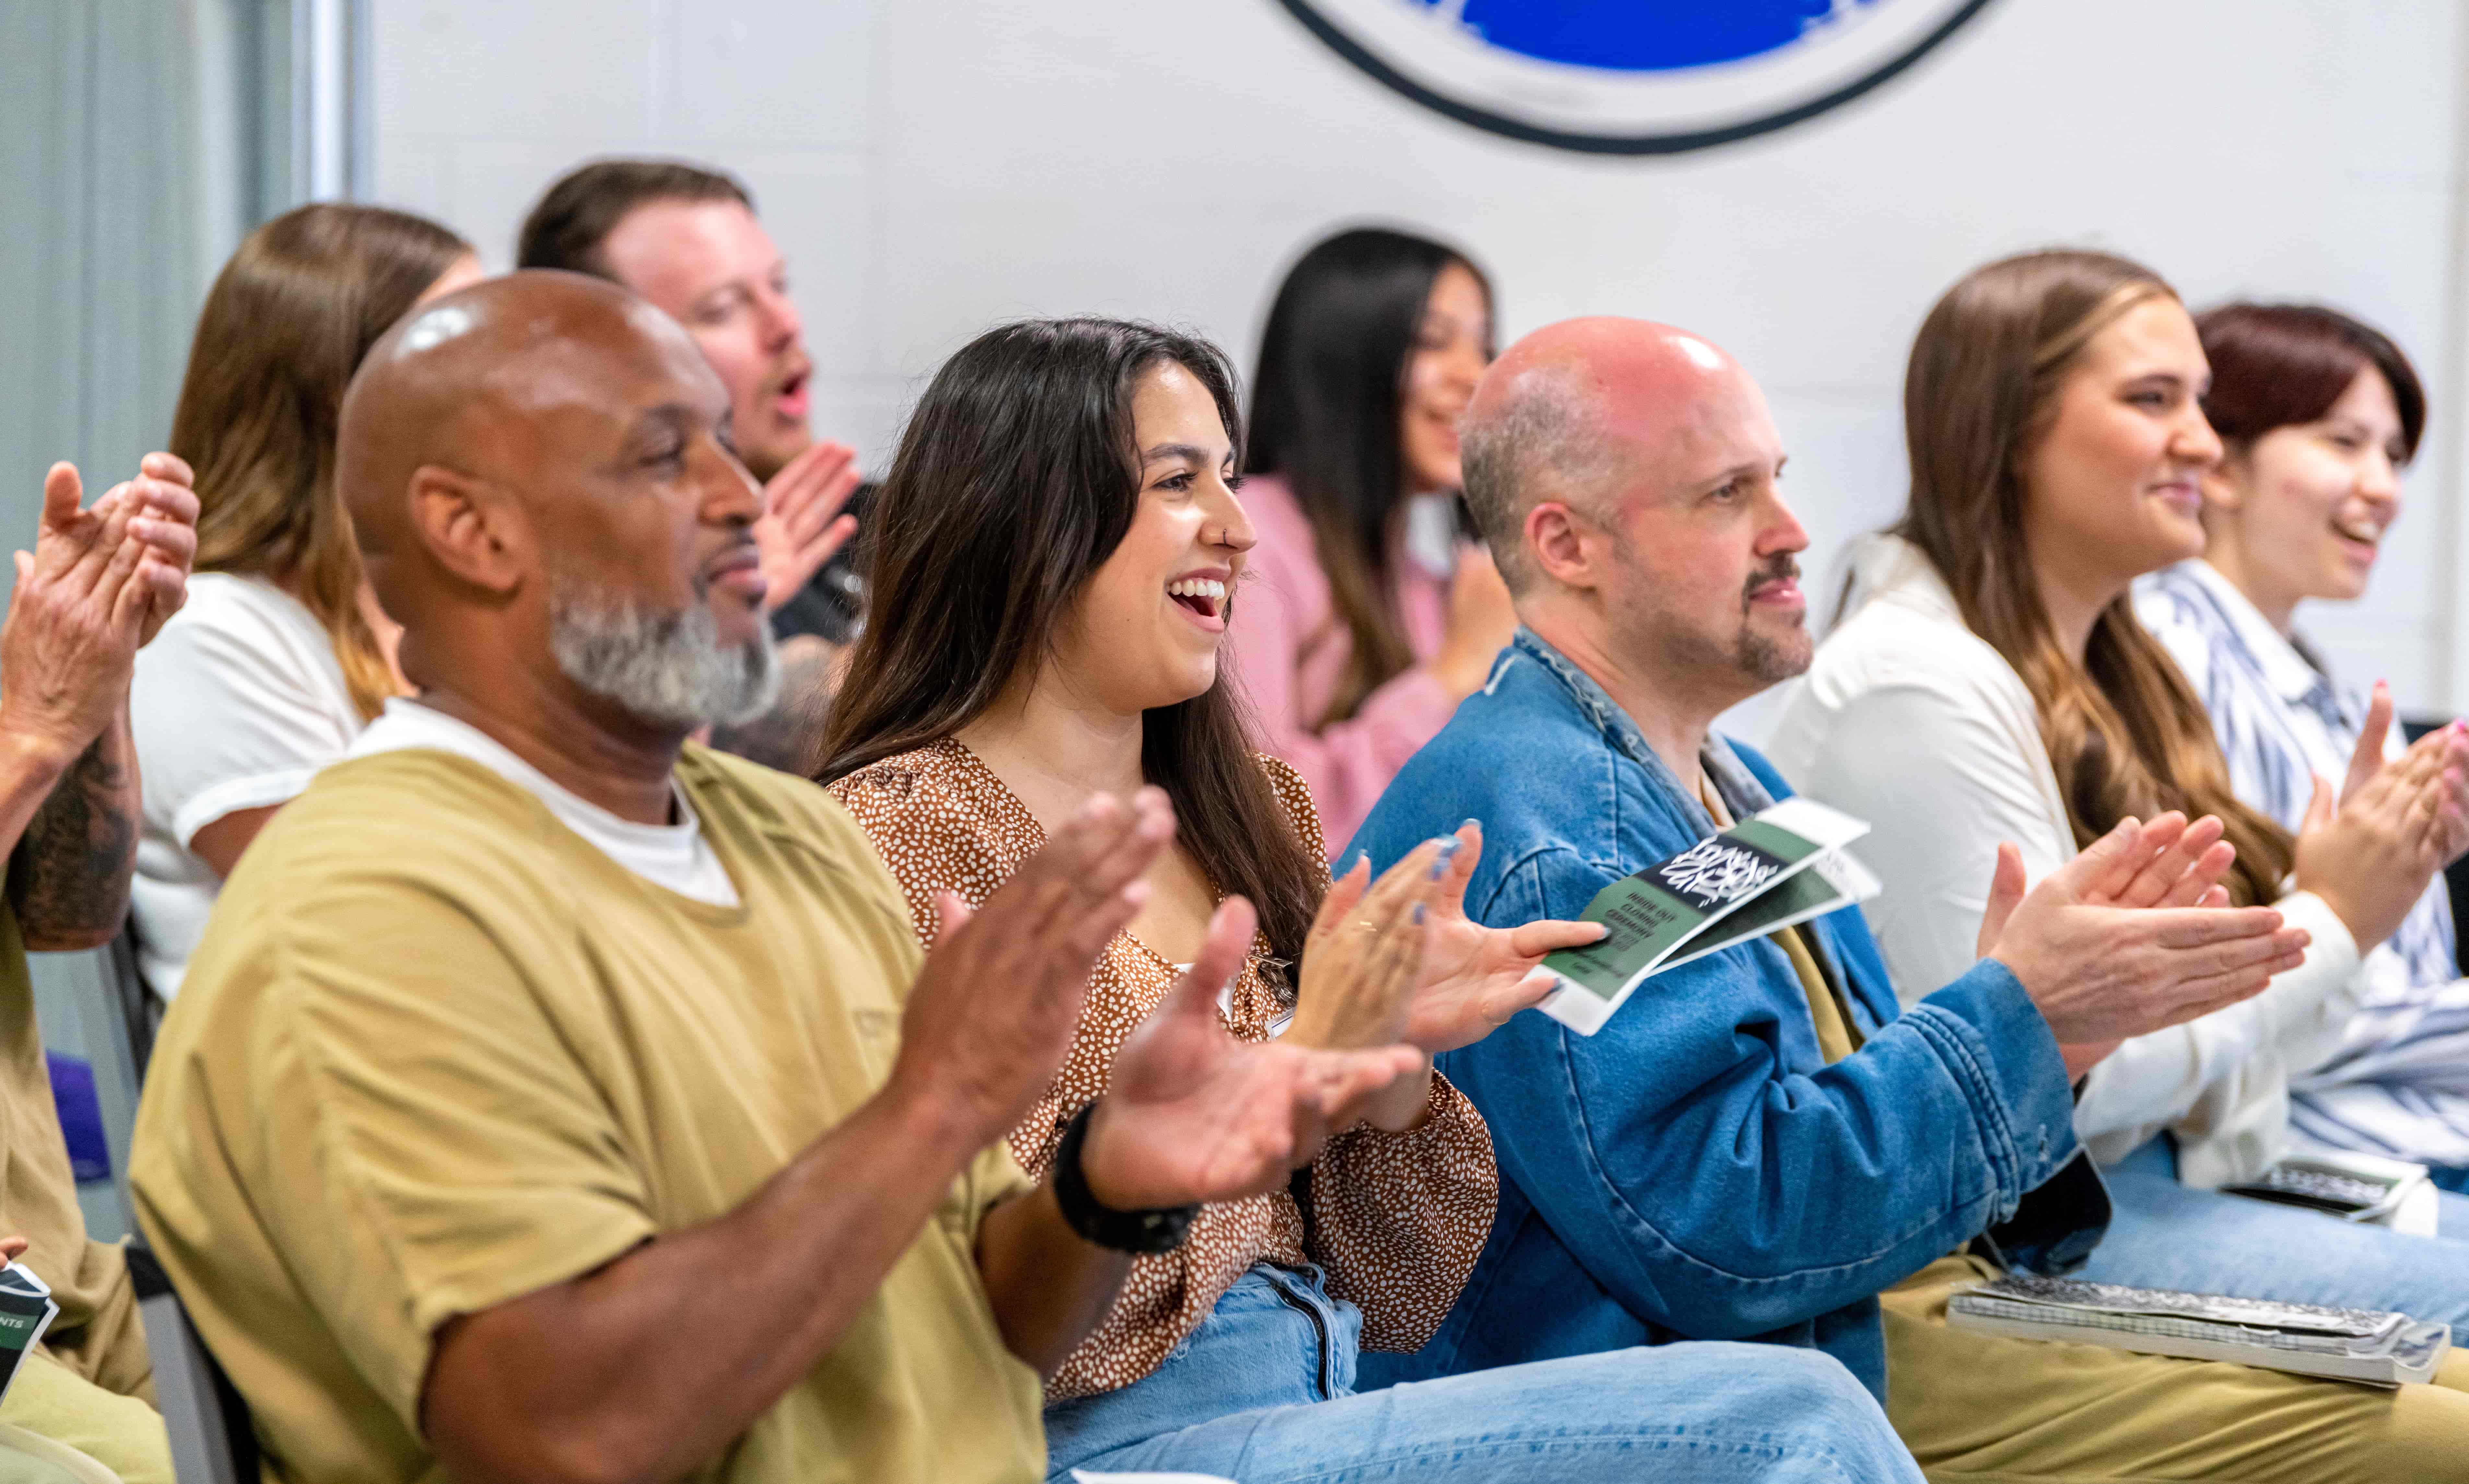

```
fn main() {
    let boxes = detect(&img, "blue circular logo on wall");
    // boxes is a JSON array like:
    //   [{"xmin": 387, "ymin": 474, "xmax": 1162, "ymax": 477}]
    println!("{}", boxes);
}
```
[{"xmin": 1276, "ymin": 0, "xmax": 2001, "ymax": 155}]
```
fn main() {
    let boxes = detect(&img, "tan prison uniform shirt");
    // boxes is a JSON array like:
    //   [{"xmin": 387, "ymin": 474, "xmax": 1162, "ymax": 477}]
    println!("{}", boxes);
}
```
[
  {"xmin": 128, "ymin": 745, "xmax": 1043, "ymax": 1484},
  {"xmin": 0, "ymin": 903, "xmax": 146, "ymax": 1397}
]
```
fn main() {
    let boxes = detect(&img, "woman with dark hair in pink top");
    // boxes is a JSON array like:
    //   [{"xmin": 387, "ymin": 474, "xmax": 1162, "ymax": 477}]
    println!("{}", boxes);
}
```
[{"xmin": 1231, "ymin": 227, "xmax": 1518, "ymax": 853}]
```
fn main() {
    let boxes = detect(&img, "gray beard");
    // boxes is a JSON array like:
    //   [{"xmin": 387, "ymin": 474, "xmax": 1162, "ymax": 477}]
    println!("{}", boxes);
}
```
[{"xmin": 547, "ymin": 580, "xmax": 781, "ymax": 730}]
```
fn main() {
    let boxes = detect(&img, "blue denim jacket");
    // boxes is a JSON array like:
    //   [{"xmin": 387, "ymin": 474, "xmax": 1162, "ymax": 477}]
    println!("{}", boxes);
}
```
[{"xmin": 1347, "ymin": 630, "xmax": 2107, "ymax": 1401}]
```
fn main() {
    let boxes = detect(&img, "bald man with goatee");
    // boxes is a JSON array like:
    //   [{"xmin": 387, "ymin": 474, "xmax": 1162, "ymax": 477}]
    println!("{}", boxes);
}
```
[
  {"xmin": 125, "ymin": 271, "xmax": 1428, "ymax": 1484},
  {"xmin": 1349, "ymin": 317, "xmax": 2469, "ymax": 1478}
]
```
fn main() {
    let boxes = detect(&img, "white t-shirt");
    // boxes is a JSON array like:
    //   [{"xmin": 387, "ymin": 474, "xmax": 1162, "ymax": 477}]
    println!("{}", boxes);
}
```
[
  {"xmin": 346, "ymin": 698, "xmax": 740, "ymax": 908},
  {"xmin": 131, "ymin": 573, "xmax": 366, "ymax": 1000}
]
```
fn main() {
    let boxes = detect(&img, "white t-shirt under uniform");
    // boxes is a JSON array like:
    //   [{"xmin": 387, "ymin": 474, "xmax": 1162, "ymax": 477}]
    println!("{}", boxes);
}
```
[
  {"xmin": 344, "ymin": 698, "xmax": 738, "ymax": 908},
  {"xmin": 131, "ymin": 573, "xmax": 367, "ymax": 1001}
]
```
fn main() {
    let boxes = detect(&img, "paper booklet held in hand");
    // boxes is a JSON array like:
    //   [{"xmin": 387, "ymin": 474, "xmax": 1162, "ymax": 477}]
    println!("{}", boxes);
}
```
[
  {"xmin": 1535, "ymin": 798, "xmax": 1881, "ymax": 1036},
  {"xmin": 0, "ymin": 1261, "xmax": 57, "ymax": 1407},
  {"xmin": 1947, "ymin": 1274, "xmax": 2451, "ymax": 1387}
]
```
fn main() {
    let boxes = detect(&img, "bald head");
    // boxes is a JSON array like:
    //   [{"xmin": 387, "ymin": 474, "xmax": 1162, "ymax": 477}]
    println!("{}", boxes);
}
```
[
  {"xmin": 338, "ymin": 269, "xmax": 776, "ymax": 735},
  {"xmin": 1457, "ymin": 314, "xmax": 1808, "ymax": 722},
  {"xmin": 1459, "ymin": 317, "xmax": 1763, "ymax": 592},
  {"xmin": 339, "ymin": 270, "xmax": 712, "ymax": 603}
]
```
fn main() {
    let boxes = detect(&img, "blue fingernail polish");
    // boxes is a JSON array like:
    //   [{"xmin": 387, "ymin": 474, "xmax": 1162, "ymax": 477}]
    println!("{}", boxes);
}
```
[
  {"xmin": 1429, "ymin": 839, "xmax": 1460, "ymax": 878},
  {"xmin": 1460, "ymin": 818, "xmax": 1479, "ymax": 833},
  {"xmin": 1412, "ymin": 903, "xmax": 1427, "ymax": 925}
]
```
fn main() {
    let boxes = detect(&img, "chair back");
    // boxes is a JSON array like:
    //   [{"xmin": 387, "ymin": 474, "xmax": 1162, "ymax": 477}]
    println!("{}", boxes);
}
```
[
  {"xmin": 100, "ymin": 929, "xmax": 156, "ymax": 1081},
  {"xmin": 125, "ymin": 1241, "xmax": 255, "ymax": 1484}
]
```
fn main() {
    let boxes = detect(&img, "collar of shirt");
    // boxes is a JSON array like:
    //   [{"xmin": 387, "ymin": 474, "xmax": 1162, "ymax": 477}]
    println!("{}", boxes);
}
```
[
  {"xmin": 2170, "ymin": 559, "xmax": 2338, "ymax": 717},
  {"xmin": 345, "ymin": 698, "xmax": 741, "ymax": 907},
  {"xmin": 1509, "ymin": 627, "xmax": 1776, "ymax": 830}
]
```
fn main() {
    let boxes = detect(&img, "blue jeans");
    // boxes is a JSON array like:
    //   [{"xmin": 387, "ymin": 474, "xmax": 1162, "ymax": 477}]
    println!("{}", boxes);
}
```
[
  {"xmin": 1043, "ymin": 1265, "xmax": 1921, "ymax": 1483},
  {"xmin": 2075, "ymin": 1137, "xmax": 2469, "ymax": 1342}
]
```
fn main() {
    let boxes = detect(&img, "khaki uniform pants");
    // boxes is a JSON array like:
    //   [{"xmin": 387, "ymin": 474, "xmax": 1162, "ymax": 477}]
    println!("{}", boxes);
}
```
[
  {"xmin": 1887, "ymin": 1256, "xmax": 2469, "ymax": 1482},
  {"xmin": 0, "ymin": 1272, "xmax": 169, "ymax": 1484}
]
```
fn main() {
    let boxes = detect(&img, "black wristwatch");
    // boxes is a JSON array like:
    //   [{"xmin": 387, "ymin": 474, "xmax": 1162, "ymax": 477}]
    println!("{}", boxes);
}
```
[{"xmin": 1051, "ymin": 1103, "xmax": 1198, "ymax": 1255}]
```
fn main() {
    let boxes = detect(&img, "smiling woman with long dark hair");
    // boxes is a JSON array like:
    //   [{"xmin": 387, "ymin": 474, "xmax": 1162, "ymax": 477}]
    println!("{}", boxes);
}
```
[
  {"xmin": 1229, "ymin": 227, "xmax": 1517, "ymax": 853},
  {"xmin": 816, "ymin": 316, "xmax": 1911, "ymax": 1484}
]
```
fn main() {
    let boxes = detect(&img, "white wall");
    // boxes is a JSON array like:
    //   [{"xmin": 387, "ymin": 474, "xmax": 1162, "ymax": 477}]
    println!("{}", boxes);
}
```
[{"xmin": 369, "ymin": 0, "xmax": 2469, "ymax": 730}]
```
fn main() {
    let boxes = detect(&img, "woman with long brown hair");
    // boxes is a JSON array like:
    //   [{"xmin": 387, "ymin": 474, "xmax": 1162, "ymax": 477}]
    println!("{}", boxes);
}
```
[
  {"xmin": 129, "ymin": 203, "xmax": 478, "ymax": 1000},
  {"xmin": 819, "ymin": 317, "xmax": 1918, "ymax": 1484},
  {"xmin": 1226, "ymin": 227, "xmax": 1519, "ymax": 853},
  {"xmin": 1769, "ymin": 249, "xmax": 2469, "ymax": 1329}
]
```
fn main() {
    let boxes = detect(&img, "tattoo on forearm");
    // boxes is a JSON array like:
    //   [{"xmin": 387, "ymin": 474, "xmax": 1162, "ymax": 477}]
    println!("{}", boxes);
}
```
[{"xmin": 8, "ymin": 737, "xmax": 136, "ymax": 944}]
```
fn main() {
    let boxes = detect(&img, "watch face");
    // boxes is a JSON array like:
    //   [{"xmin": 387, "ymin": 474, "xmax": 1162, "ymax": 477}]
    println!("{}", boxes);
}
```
[{"xmin": 1275, "ymin": 0, "xmax": 2001, "ymax": 155}]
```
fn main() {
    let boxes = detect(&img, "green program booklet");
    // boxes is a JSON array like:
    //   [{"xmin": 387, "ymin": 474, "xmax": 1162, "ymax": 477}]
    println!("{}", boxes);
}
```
[
  {"xmin": 0, "ymin": 1261, "xmax": 57, "ymax": 1407},
  {"xmin": 1536, "ymin": 797, "xmax": 1879, "ymax": 1036}
]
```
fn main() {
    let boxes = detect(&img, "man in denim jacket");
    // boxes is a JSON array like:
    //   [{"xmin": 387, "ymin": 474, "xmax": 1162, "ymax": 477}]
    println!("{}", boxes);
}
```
[{"xmin": 1345, "ymin": 319, "xmax": 2469, "ymax": 1480}]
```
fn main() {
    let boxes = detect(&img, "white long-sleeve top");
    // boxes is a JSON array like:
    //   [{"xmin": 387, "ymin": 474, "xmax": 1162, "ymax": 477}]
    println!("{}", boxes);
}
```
[{"xmin": 1765, "ymin": 535, "xmax": 2361, "ymax": 1187}]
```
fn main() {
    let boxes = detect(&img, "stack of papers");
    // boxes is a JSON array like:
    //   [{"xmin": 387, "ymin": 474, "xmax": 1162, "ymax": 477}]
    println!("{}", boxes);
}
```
[
  {"xmin": 2224, "ymin": 1149, "xmax": 2440, "ymax": 1236},
  {"xmin": 1536, "ymin": 798, "xmax": 1879, "ymax": 1035},
  {"xmin": 1948, "ymin": 1274, "xmax": 2451, "ymax": 1386}
]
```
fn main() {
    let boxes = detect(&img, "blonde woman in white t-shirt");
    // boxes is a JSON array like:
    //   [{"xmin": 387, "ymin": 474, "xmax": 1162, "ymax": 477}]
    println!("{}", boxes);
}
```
[{"xmin": 129, "ymin": 204, "xmax": 481, "ymax": 1000}]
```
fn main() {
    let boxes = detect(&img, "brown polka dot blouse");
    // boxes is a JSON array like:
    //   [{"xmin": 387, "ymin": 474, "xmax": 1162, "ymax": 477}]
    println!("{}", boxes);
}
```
[{"xmin": 830, "ymin": 739, "xmax": 1498, "ymax": 1401}]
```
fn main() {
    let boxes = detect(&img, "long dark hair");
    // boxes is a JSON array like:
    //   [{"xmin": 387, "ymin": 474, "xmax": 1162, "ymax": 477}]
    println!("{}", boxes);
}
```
[
  {"xmin": 170, "ymin": 203, "xmax": 473, "ymax": 719},
  {"xmin": 818, "ymin": 318, "xmax": 1326, "ymax": 970},
  {"xmin": 1895, "ymin": 249, "xmax": 2291, "ymax": 905},
  {"xmin": 1247, "ymin": 227, "xmax": 1492, "ymax": 725}
]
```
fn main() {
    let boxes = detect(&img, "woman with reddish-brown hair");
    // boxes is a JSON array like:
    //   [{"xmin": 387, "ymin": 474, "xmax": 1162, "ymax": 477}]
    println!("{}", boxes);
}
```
[
  {"xmin": 2136, "ymin": 302, "xmax": 2469, "ymax": 1189},
  {"xmin": 1769, "ymin": 248, "xmax": 2469, "ymax": 1373}
]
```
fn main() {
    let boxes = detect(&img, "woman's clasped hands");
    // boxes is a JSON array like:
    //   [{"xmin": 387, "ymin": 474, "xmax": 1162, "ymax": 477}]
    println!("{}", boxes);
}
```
[
  {"xmin": 1284, "ymin": 822, "xmax": 1606, "ymax": 1131},
  {"xmin": 2294, "ymin": 683, "xmax": 2469, "ymax": 953}
]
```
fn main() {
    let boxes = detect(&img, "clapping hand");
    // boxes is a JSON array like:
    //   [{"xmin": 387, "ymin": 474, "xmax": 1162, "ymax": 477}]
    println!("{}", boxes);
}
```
[
  {"xmin": 1282, "ymin": 841, "xmax": 1441, "ymax": 1130},
  {"xmin": 2335, "ymin": 683, "xmax": 2469, "ymax": 865},
  {"xmin": 2294, "ymin": 685, "xmax": 2469, "ymax": 952},
  {"xmin": 1978, "ymin": 812, "xmax": 2309, "ymax": 1076},
  {"xmin": 888, "ymin": 788, "xmax": 1175, "ymax": 1150},
  {"xmin": 1079, "ymin": 897, "xmax": 1428, "ymax": 1210},
  {"xmin": 0, "ymin": 457, "xmax": 198, "ymax": 763},
  {"xmin": 110, "ymin": 452, "xmax": 199, "ymax": 643},
  {"xmin": 1400, "ymin": 821, "xmax": 1605, "ymax": 1053},
  {"xmin": 1285, "ymin": 825, "xmax": 1605, "ymax": 1129},
  {"xmin": 753, "ymin": 440, "xmax": 860, "ymax": 613}
]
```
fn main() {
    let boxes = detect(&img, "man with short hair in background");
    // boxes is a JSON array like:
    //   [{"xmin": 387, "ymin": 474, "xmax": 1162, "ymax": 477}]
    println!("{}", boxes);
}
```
[{"xmin": 519, "ymin": 158, "xmax": 862, "ymax": 772}]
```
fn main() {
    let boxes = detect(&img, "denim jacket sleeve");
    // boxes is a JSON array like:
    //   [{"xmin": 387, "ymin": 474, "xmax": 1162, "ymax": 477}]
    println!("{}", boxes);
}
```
[{"xmin": 1455, "ymin": 845, "xmax": 2081, "ymax": 1340}]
